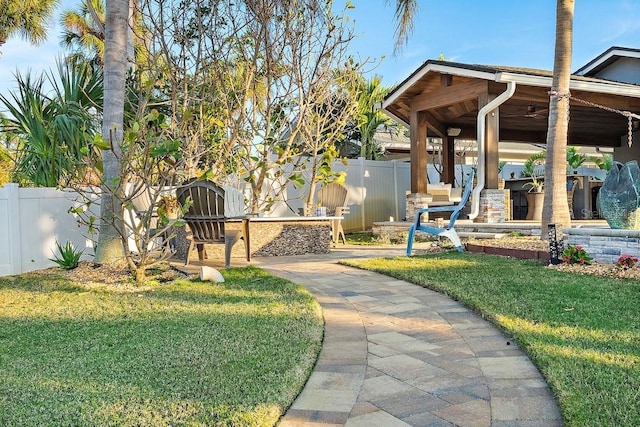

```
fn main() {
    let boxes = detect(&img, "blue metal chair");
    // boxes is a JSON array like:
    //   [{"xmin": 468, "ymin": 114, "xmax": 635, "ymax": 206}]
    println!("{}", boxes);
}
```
[{"xmin": 406, "ymin": 171, "xmax": 475, "ymax": 255}]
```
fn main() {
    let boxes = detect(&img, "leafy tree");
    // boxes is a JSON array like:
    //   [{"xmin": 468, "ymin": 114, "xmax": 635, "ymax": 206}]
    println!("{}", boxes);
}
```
[
  {"xmin": 352, "ymin": 74, "xmax": 394, "ymax": 160},
  {"xmin": 72, "ymin": 110, "xmax": 189, "ymax": 282},
  {"xmin": 0, "ymin": 0, "xmax": 58, "ymax": 50},
  {"xmin": 136, "ymin": 0, "xmax": 363, "ymax": 212},
  {"xmin": 388, "ymin": 0, "xmax": 418, "ymax": 53}
]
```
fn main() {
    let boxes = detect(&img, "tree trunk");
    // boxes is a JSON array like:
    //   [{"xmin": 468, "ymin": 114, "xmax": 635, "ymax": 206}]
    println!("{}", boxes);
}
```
[
  {"xmin": 95, "ymin": 0, "xmax": 129, "ymax": 263},
  {"xmin": 542, "ymin": 0, "xmax": 574, "ymax": 240}
]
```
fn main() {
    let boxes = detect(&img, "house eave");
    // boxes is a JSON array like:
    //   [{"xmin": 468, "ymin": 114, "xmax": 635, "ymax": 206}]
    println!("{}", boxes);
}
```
[{"xmin": 496, "ymin": 71, "xmax": 640, "ymax": 98}]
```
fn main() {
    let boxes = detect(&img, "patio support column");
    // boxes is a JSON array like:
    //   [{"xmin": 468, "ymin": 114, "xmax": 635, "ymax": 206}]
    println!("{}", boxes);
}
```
[
  {"xmin": 479, "ymin": 92, "xmax": 499, "ymax": 189},
  {"xmin": 410, "ymin": 110, "xmax": 428, "ymax": 193},
  {"xmin": 442, "ymin": 136, "xmax": 455, "ymax": 185}
]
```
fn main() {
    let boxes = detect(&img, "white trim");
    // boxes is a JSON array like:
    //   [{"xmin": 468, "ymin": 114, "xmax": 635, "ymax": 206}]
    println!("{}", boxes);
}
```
[
  {"xmin": 496, "ymin": 72, "xmax": 640, "ymax": 98},
  {"xmin": 382, "ymin": 109, "xmax": 409, "ymax": 126},
  {"xmin": 575, "ymin": 48, "xmax": 640, "ymax": 76},
  {"xmin": 385, "ymin": 62, "xmax": 640, "ymax": 116}
]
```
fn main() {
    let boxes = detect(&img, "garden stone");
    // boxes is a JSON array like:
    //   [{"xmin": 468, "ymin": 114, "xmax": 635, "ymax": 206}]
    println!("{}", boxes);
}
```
[{"xmin": 597, "ymin": 160, "xmax": 640, "ymax": 229}]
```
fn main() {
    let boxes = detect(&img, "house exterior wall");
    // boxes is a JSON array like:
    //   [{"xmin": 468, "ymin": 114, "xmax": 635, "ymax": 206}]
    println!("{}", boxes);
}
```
[{"xmin": 590, "ymin": 57, "xmax": 640, "ymax": 84}]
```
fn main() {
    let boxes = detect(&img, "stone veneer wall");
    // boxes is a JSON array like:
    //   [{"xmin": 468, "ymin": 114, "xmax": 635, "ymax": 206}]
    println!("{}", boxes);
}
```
[
  {"xmin": 564, "ymin": 227, "xmax": 640, "ymax": 264},
  {"xmin": 174, "ymin": 219, "xmax": 332, "ymax": 263}
]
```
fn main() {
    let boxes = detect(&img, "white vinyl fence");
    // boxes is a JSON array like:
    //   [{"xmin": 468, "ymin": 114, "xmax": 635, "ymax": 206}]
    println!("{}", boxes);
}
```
[
  {"xmin": 269, "ymin": 157, "xmax": 413, "ymax": 232},
  {"xmin": 0, "ymin": 158, "xmax": 424, "ymax": 276},
  {"xmin": 0, "ymin": 184, "xmax": 95, "ymax": 276}
]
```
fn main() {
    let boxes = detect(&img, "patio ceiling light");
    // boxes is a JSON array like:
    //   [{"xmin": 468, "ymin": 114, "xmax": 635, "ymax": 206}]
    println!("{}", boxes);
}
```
[{"xmin": 447, "ymin": 127, "xmax": 462, "ymax": 137}]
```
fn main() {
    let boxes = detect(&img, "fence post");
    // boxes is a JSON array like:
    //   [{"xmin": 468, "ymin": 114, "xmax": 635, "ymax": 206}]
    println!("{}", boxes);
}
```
[
  {"xmin": 392, "ymin": 160, "xmax": 399, "ymax": 221},
  {"xmin": 6, "ymin": 184, "xmax": 22, "ymax": 275},
  {"xmin": 359, "ymin": 157, "xmax": 366, "ymax": 231}
]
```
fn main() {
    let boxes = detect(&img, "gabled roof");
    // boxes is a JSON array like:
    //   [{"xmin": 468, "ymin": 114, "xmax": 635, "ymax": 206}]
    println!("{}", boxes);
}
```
[
  {"xmin": 384, "ymin": 59, "xmax": 640, "ymax": 113},
  {"xmin": 382, "ymin": 59, "xmax": 640, "ymax": 147},
  {"xmin": 574, "ymin": 46, "xmax": 640, "ymax": 76}
]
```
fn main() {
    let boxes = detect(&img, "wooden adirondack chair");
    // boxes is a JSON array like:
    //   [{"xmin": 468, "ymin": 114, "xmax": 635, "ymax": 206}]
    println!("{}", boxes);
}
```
[
  {"xmin": 406, "ymin": 171, "xmax": 475, "ymax": 255},
  {"xmin": 316, "ymin": 183, "xmax": 349, "ymax": 244},
  {"xmin": 176, "ymin": 180, "xmax": 250, "ymax": 268}
]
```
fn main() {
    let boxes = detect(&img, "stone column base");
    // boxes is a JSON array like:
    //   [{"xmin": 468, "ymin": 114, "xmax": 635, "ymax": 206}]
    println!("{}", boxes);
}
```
[
  {"xmin": 474, "ymin": 189, "xmax": 508, "ymax": 223},
  {"xmin": 406, "ymin": 193, "xmax": 433, "ymax": 222}
]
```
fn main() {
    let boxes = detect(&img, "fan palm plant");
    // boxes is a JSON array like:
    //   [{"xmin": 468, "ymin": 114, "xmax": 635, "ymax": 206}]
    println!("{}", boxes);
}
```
[
  {"xmin": 0, "ymin": 0, "xmax": 58, "ymax": 49},
  {"xmin": 0, "ymin": 60, "xmax": 103, "ymax": 187},
  {"xmin": 60, "ymin": 0, "xmax": 106, "ymax": 67}
]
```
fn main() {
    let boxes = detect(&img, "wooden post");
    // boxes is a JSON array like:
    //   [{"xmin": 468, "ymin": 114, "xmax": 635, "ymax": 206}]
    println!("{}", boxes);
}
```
[
  {"xmin": 410, "ymin": 110, "xmax": 428, "ymax": 193},
  {"xmin": 442, "ymin": 135, "xmax": 456, "ymax": 185},
  {"xmin": 479, "ymin": 92, "xmax": 499, "ymax": 189}
]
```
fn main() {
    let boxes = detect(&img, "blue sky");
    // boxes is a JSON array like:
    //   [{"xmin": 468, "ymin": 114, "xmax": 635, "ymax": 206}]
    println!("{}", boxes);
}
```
[{"xmin": 1, "ymin": 0, "xmax": 640, "ymax": 94}]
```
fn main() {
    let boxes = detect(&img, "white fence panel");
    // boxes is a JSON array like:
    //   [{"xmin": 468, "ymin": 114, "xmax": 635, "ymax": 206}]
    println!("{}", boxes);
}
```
[
  {"xmin": 0, "ymin": 184, "xmax": 94, "ymax": 276},
  {"xmin": 268, "ymin": 158, "xmax": 413, "ymax": 232}
]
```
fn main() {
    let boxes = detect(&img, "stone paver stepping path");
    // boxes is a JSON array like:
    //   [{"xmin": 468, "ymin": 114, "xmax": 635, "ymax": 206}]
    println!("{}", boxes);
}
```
[{"xmin": 253, "ymin": 247, "xmax": 562, "ymax": 427}]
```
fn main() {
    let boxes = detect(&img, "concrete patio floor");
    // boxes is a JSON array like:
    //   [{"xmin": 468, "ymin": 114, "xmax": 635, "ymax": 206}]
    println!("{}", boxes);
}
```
[{"xmin": 173, "ymin": 245, "xmax": 562, "ymax": 426}]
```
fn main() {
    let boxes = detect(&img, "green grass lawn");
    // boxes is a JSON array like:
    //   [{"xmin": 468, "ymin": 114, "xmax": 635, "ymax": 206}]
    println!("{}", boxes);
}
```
[
  {"xmin": 344, "ymin": 252, "xmax": 640, "ymax": 427},
  {"xmin": 0, "ymin": 266, "xmax": 323, "ymax": 427}
]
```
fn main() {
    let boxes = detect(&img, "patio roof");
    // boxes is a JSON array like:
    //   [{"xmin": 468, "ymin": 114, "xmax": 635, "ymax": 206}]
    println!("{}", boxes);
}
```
[{"xmin": 383, "ymin": 60, "xmax": 640, "ymax": 147}]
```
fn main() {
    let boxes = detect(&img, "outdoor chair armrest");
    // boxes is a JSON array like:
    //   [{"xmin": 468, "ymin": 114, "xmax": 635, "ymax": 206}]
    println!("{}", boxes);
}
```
[
  {"xmin": 335, "ymin": 206, "xmax": 350, "ymax": 216},
  {"xmin": 415, "ymin": 205, "xmax": 459, "ymax": 214}
]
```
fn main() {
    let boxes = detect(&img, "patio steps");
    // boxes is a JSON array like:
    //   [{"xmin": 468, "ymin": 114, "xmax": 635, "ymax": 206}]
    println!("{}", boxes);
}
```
[{"xmin": 458, "ymin": 231, "xmax": 508, "ymax": 240}]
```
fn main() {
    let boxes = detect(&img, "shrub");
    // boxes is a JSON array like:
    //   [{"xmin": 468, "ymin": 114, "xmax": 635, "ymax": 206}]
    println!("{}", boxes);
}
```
[
  {"xmin": 616, "ymin": 254, "xmax": 638, "ymax": 270},
  {"xmin": 49, "ymin": 241, "xmax": 83, "ymax": 270},
  {"xmin": 561, "ymin": 244, "xmax": 592, "ymax": 265}
]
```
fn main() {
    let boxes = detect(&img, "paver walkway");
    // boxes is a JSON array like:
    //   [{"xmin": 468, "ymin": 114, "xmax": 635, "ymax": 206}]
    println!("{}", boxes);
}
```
[{"xmin": 253, "ymin": 246, "xmax": 563, "ymax": 427}]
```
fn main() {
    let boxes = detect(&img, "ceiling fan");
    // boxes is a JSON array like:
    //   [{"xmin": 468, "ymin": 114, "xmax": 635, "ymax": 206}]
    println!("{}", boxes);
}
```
[{"xmin": 505, "ymin": 103, "xmax": 549, "ymax": 119}]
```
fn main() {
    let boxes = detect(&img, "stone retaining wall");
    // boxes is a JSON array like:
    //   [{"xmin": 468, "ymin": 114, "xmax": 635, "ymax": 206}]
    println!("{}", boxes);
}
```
[
  {"xmin": 176, "ymin": 218, "xmax": 333, "ymax": 263},
  {"xmin": 564, "ymin": 227, "xmax": 640, "ymax": 264},
  {"xmin": 372, "ymin": 221, "xmax": 543, "ymax": 242}
]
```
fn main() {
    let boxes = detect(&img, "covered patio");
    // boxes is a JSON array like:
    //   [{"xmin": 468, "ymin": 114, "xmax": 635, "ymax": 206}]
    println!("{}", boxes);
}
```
[{"xmin": 382, "ymin": 60, "xmax": 640, "ymax": 222}]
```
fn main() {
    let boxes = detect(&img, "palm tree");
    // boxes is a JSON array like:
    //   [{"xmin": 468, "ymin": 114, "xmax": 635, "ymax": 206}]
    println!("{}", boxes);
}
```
[
  {"xmin": 0, "ymin": 0, "xmax": 59, "ymax": 49},
  {"xmin": 60, "ymin": 0, "xmax": 105, "ymax": 66},
  {"xmin": 95, "ymin": 0, "xmax": 129, "ymax": 264},
  {"xmin": 542, "ymin": 0, "xmax": 575, "ymax": 238},
  {"xmin": 389, "ymin": 0, "xmax": 418, "ymax": 53},
  {"xmin": 354, "ymin": 75, "xmax": 394, "ymax": 159},
  {"xmin": 388, "ymin": 0, "xmax": 576, "ymax": 238}
]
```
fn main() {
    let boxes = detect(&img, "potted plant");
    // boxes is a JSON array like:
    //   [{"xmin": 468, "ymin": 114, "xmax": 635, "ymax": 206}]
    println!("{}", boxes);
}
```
[
  {"xmin": 592, "ymin": 153, "xmax": 613, "ymax": 171},
  {"xmin": 520, "ymin": 152, "xmax": 546, "ymax": 220},
  {"xmin": 523, "ymin": 176, "xmax": 544, "ymax": 193}
]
